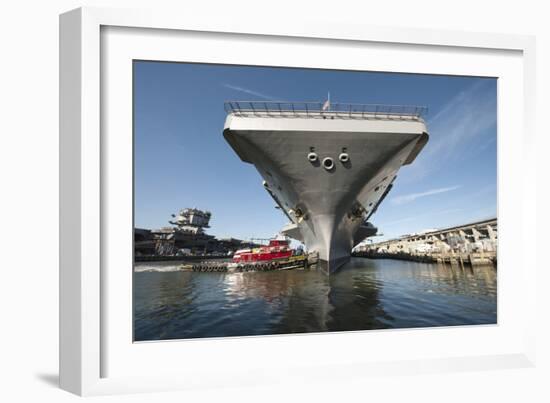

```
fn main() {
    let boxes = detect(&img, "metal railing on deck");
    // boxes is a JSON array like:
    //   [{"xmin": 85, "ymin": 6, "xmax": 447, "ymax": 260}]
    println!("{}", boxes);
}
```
[{"xmin": 224, "ymin": 101, "xmax": 428, "ymax": 120}]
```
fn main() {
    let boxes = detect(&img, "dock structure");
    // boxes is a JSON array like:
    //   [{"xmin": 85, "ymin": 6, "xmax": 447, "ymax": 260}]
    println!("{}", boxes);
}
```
[
  {"xmin": 354, "ymin": 218, "xmax": 497, "ymax": 267},
  {"xmin": 181, "ymin": 253, "xmax": 318, "ymax": 273}
]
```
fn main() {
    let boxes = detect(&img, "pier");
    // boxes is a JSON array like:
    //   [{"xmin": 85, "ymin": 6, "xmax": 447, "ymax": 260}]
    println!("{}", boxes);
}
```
[
  {"xmin": 179, "ymin": 253, "xmax": 319, "ymax": 273},
  {"xmin": 353, "ymin": 218, "xmax": 497, "ymax": 267}
]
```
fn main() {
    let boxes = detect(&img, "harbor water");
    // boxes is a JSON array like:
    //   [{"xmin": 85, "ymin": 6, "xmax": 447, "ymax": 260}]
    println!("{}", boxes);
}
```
[{"xmin": 134, "ymin": 258, "xmax": 497, "ymax": 341}]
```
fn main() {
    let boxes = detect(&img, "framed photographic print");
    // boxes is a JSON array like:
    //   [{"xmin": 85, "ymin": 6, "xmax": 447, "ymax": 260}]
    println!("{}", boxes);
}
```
[{"xmin": 60, "ymin": 6, "xmax": 537, "ymax": 396}]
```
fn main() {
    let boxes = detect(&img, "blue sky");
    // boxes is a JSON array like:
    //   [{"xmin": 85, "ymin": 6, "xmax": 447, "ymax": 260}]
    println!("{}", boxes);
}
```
[{"xmin": 134, "ymin": 61, "xmax": 496, "ymax": 241}]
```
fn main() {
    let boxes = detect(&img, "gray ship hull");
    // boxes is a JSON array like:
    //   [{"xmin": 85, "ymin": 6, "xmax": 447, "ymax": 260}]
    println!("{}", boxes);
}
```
[{"xmin": 223, "ymin": 105, "xmax": 428, "ymax": 274}]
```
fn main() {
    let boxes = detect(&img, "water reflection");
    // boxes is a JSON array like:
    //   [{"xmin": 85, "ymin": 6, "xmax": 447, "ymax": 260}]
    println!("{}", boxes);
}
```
[
  {"xmin": 326, "ymin": 263, "xmax": 389, "ymax": 331},
  {"xmin": 134, "ymin": 258, "xmax": 497, "ymax": 341}
]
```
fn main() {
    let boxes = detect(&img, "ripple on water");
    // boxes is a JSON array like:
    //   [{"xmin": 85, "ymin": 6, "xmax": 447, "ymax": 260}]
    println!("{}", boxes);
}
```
[{"xmin": 133, "ymin": 258, "xmax": 497, "ymax": 341}]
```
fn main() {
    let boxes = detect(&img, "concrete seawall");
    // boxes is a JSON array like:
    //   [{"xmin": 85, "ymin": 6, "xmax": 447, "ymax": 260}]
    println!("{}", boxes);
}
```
[
  {"xmin": 354, "ymin": 218, "xmax": 497, "ymax": 267},
  {"xmin": 353, "ymin": 250, "xmax": 496, "ymax": 267}
]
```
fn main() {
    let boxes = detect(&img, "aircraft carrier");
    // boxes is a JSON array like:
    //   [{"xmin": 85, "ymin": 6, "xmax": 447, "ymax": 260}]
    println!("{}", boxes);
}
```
[{"xmin": 223, "ymin": 100, "xmax": 429, "ymax": 274}]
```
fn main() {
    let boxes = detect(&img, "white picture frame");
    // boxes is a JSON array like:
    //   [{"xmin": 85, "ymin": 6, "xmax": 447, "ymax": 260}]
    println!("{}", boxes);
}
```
[{"xmin": 59, "ymin": 6, "xmax": 537, "ymax": 396}]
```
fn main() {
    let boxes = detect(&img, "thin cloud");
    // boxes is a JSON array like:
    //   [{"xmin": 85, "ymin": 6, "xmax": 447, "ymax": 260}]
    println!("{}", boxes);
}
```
[
  {"xmin": 427, "ymin": 80, "xmax": 496, "ymax": 156},
  {"xmin": 403, "ymin": 80, "xmax": 496, "ymax": 182},
  {"xmin": 223, "ymin": 84, "xmax": 278, "ymax": 101},
  {"xmin": 391, "ymin": 185, "xmax": 461, "ymax": 205}
]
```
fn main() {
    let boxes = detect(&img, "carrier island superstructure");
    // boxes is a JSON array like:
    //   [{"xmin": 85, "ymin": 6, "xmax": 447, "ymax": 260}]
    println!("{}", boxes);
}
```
[{"xmin": 223, "ymin": 101, "xmax": 429, "ymax": 274}]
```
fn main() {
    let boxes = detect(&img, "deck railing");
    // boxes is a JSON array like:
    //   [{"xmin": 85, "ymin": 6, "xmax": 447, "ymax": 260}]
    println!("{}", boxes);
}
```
[{"xmin": 224, "ymin": 101, "xmax": 428, "ymax": 120}]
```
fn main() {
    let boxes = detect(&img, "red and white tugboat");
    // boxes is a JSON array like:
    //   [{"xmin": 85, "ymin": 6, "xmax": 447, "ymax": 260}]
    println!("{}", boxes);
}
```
[
  {"xmin": 232, "ymin": 237, "xmax": 293, "ymax": 263},
  {"xmin": 189, "ymin": 236, "xmax": 311, "ymax": 272}
]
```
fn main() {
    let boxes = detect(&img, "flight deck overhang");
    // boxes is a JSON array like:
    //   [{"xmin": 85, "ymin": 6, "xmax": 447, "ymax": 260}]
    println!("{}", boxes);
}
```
[
  {"xmin": 224, "ymin": 114, "xmax": 427, "ymax": 136},
  {"xmin": 223, "ymin": 114, "xmax": 428, "ymax": 166}
]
